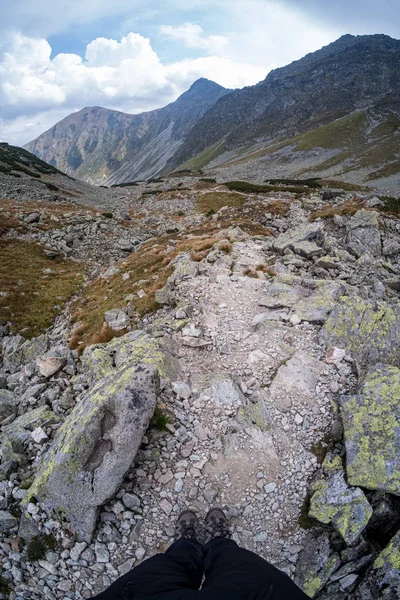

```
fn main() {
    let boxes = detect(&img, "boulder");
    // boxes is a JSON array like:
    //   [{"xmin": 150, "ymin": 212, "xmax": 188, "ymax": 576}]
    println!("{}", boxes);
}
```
[
  {"xmin": 309, "ymin": 455, "xmax": 372, "ymax": 545},
  {"xmin": 268, "ymin": 351, "xmax": 324, "ymax": 412},
  {"xmin": 36, "ymin": 356, "xmax": 66, "ymax": 378},
  {"xmin": 353, "ymin": 530, "xmax": 400, "ymax": 599},
  {"xmin": 293, "ymin": 281, "xmax": 346, "ymax": 324},
  {"xmin": 104, "ymin": 308, "xmax": 130, "ymax": 332},
  {"xmin": 2, "ymin": 334, "xmax": 50, "ymax": 373},
  {"xmin": 0, "ymin": 389, "xmax": 18, "ymax": 422},
  {"xmin": 81, "ymin": 331, "xmax": 180, "ymax": 385},
  {"xmin": 320, "ymin": 296, "xmax": 400, "ymax": 368},
  {"xmin": 0, "ymin": 510, "xmax": 18, "ymax": 533},
  {"xmin": 211, "ymin": 375, "xmax": 245, "ymax": 407},
  {"xmin": 347, "ymin": 209, "xmax": 381, "ymax": 256},
  {"xmin": 340, "ymin": 365, "xmax": 400, "ymax": 495},
  {"xmin": 155, "ymin": 253, "xmax": 199, "ymax": 305},
  {"xmin": 24, "ymin": 363, "xmax": 159, "ymax": 542},
  {"xmin": 272, "ymin": 222, "xmax": 324, "ymax": 255},
  {"xmin": 295, "ymin": 531, "xmax": 340, "ymax": 598}
]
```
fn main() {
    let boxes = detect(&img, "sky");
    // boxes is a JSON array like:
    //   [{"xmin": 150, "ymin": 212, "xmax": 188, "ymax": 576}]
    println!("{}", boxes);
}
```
[{"xmin": 0, "ymin": 0, "xmax": 399, "ymax": 146}]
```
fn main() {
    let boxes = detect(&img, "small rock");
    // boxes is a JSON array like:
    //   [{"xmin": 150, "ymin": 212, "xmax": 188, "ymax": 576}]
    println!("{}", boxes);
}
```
[
  {"xmin": 36, "ymin": 356, "xmax": 65, "ymax": 377},
  {"xmin": 31, "ymin": 426, "xmax": 48, "ymax": 444}
]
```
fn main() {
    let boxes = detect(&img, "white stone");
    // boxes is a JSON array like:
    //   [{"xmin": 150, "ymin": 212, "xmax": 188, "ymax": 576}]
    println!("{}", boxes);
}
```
[{"xmin": 31, "ymin": 426, "xmax": 48, "ymax": 444}]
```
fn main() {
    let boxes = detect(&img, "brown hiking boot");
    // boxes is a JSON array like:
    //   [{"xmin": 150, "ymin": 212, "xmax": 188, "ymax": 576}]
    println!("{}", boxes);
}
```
[
  {"xmin": 204, "ymin": 507, "xmax": 231, "ymax": 544},
  {"xmin": 175, "ymin": 510, "xmax": 202, "ymax": 543}
]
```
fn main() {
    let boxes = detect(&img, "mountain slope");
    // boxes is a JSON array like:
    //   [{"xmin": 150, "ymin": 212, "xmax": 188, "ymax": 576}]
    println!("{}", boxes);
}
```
[
  {"xmin": 168, "ymin": 34, "xmax": 400, "ymax": 184},
  {"xmin": 25, "ymin": 78, "xmax": 229, "ymax": 185}
]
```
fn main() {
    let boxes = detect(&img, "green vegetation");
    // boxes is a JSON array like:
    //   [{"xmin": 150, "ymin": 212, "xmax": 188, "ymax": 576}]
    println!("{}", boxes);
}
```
[
  {"xmin": 150, "ymin": 408, "xmax": 170, "ymax": 431},
  {"xmin": 298, "ymin": 496, "xmax": 315, "ymax": 530},
  {"xmin": 44, "ymin": 182, "xmax": 59, "ymax": 191},
  {"xmin": 200, "ymin": 177, "xmax": 217, "ymax": 183},
  {"xmin": 225, "ymin": 181, "xmax": 310, "ymax": 194},
  {"xmin": 111, "ymin": 181, "xmax": 139, "ymax": 187},
  {"xmin": 27, "ymin": 534, "xmax": 57, "ymax": 562},
  {"xmin": 102, "ymin": 212, "xmax": 113, "ymax": 219},
  {"xmin": 196, "ymin": 192, "xmax": 245, "ymax": 213},
  {"xmin": 0, "ymin": 142, "xmax": 66, "ymax": 178},
  {"xmin": 0, "ymin": 573, "xmax": 10, "ymax": 598},
  {"xmin": 181, "ymin": 139, "xmax": 226, "ymax": 171},
  {"xmin": 265, "ymin": 177, "xmax": 322, "ymax": 189},
  {"xmin": 380, "ymin": 196, "xmax": 400, "ymax": 215},
  {"xmin": 309, "ymin": 199, "xmax": 365, "ymax": 222},
  {"xmin": 0, "ymin": 240, "xmax": 84, "ymax": 337}
]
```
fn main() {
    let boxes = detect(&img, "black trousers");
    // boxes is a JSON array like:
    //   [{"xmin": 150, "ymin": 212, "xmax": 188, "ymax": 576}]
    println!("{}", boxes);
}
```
[{"xmin": 92, "ymin": 538, "xmax": 309, "ymax": 600}]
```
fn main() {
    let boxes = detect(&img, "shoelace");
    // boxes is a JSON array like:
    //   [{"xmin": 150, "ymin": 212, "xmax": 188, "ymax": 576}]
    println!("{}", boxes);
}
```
[{"xmin": 207, "ymin": 519, "xmax": 229, "ymax": 539}]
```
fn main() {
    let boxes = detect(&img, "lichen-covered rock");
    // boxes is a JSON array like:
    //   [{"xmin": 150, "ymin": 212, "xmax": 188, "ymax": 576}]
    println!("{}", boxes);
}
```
[
  {"xmin": 319, "ymin": 296, "xmax": 400, "ymax": 367},
  {"xmin": 211, "ymin": 374, "xmax": 245, "ymax": 407},
  {"xmin": 81, "ymin": 331, "xmax": 180, "ymax": 385},
  {"xmin": 347, "ymin": 209, "xmax": 381, "ymax": 256},
  {"xmin": 353, "ymin": 530, "xmax": 400, "ymax": 599},
  {"xmin": 0, "ymin": 389, "xmax": 18, "ymax": 422},
  {"xmin": 2, "ymin": 334, "xmax": 50, "ymax": 373},
  {"xmin": 340, "ymin": 365, "xmax": 400, "ymax": 495},
  {"xmin": 259, "ymin": 276, "xmax": 303, "ymax": 308},
  {"xmin": 273, "ymin": 222, "xmax": 324, "ymax": 255},
  {"xmin": 155, "ymin": 253, "xmax": 199, "ymax": 305},
  {"xmin": 104, "ymin": 308, "xmax": 130, "ymax": 331},
  {"xmin": 268, "ymin": 350, "xmax": 324, "ymax": 412},
  {"xmin": 295, "ymin": 531, "xmax": 340, "ymax": 598},
  {"xmin": 309, "ymin": 455, "xmax": 372, "ymax": 545},
  {"xmin": 293, "ymin": 282, "xmax": 346, "ymax": 324},
  {"xmin": 24, "ymin": 363, "xmax": 159, "ymax": 542}
]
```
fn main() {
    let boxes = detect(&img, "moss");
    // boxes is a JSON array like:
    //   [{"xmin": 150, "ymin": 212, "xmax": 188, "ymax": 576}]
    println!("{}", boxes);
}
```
[
  {"xmin": 298, "ymin": 496, "xmax": 315, "ymax": 530},
  {"xmin": 303, "ymin": 575, "xmax": 322, "ymax": 598},
  {"xmin": 27, "ymin": 534, "xmax": 57, "ymax": 561}
]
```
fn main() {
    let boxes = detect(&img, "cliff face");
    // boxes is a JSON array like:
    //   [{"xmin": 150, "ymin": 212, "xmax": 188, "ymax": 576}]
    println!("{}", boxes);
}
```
[
  {"xmin": 25, "ymin": 79, "xmax": 229, "ymax": 184},
  {"xmin": 168, "ymin": 34, "xmax": 400, "ymax": 171}
]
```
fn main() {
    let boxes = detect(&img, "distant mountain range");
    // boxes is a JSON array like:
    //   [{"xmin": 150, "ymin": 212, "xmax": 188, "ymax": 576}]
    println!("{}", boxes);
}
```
[{"xmin": 25, "ymin": 34, "xmax": 400, "ymax": 189}]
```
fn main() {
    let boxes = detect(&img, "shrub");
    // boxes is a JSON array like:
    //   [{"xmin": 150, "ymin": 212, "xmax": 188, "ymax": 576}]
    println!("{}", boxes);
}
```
[
  {"xmin": 207, "ymin": 208, "xmax": 216, "ymax": 216},
  {"xmin": 102, "ymin": 212, "xmax": 113, "ymax": 219},
  {"xmin": 44, "ymin": 182, "xmax": 59, "ymax": 191},
  {"xmin": 176, "ymin": 210, "xmax": 185, "ymax": 216},
  {"xmin": 150, "ymin": 408, "xmax": 170, "ymax": 431},
  {"xmin": 27, "ymin": 534, "xmax": 57, "ymax": 562}
]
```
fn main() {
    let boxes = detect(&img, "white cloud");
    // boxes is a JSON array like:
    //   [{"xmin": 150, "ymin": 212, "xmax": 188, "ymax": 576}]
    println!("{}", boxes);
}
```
[
  {"xmin": 0, "ymin": 31, "xmax": 265, "ymax": 146},
  {"xmin": 160, "ymin": 23, "xmax": 228, "ymax": 54}
]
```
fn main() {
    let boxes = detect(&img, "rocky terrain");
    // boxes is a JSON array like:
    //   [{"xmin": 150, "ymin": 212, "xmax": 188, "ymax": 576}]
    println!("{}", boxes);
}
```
[
  {"xmin": 24, "ymin": 79, "xmax": 229, "ymax": 186},
  {"xmin": 1, "ymin": 150, "xmax": 400, "ymax": 599},
  {"xmin": 25, "ymin": 34, "xmax": 400, "ymax": 193}
]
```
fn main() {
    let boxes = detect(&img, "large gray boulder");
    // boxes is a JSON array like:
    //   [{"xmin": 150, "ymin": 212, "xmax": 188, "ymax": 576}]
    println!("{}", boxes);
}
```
[
  {"xmin": 24, "ymin": 363, "xmax": 159, "ymax": 541},
  {"xmin": 295, "ymin": 531, "xmax": 340, "ymax": 598},
  {"xmin": 308, "ymin": 455, "xmax": 372, "ymax": 545},
  {"xmin": 272, "ymin": 222, "xmax": 324, "ymax": 255},
  {"xmin": 347, "ymin": 209, "xmax": 381, "ymax": 256},
  {"xmin": 340, "ymin": 364, "xmax": 400, "ymax": 495},
  {"xmin": 2, "ymin": 334, "xmax": 50, "ymax": 373},
  {"xmin": 320, "ymin": 296, "xmax": 400, "ymax": 368}
]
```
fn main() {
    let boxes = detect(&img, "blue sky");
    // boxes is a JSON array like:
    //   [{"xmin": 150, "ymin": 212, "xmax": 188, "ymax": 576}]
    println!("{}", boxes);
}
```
[{"xmin": 0, "ymin": 0, "xmax": 399, "ymax": 146}]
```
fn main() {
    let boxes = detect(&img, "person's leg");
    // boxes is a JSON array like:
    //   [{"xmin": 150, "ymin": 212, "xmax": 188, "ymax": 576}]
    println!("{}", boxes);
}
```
[
  {"xmin": 200, "ymin": 509, "xmax": 309, "ymax": 600},
  {"xmin": 91, "ymin": 511, "xmax": 204, "ymax": 599}
]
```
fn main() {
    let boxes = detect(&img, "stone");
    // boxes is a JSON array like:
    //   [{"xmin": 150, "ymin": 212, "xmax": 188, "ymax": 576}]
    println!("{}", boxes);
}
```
[
  {"xmin": 104, "ymin": 308, "xmax": 130, "ymax": 332},
  {"xmin": 210, "ymin": 375, "xmax": 246, "ymax": 407},
  {"xmin": 135, "ymin": 547, "xmax": 146, "ymax": 561},
  {"xmin": 353, "ymin": 530, "xmax": 400, "ymax": 599},
  {"xmin": 70, "ymin": 541, "xmax": 87, "ymax": 562},
  {"xmin": 268, "ymin": 351, "xmax": 323, "ymax": 412},
  {"xmin": 273, "ymin": 222, "xmax": 324, "ymax": 255},
  {"xmin": 340, "ymin": 364, "xmax": 400, "ymax": 495},
  {"xmin": 347, "ymin": 209, "xmax": 381, "ymax": 256},
  {"xmin": 95, "ymin": 542, "xmax": 110, "ymax": 563},
  {"xmin": 36, "ymin": 356, "xmax": 65, "ymax": 377},
  {"xmin": 122, "ymin": 493, "xmax": 141, "ymax": 511},
  {"xmin": 3, "ymin": 334, "xmax": 49, "ymax": 373},
  {"xmin": 320, "ymin": 296, "xmax": 400, "ymax": 368},
  {"xmin": 159, "ymin": 499, "xmax": 173, "ymax": 515},
  {"xmin": 172, "ymin": 381, "xmax": 192, "ymax": 399},
  {"xmin": 309, "ymin": 455, "xmax": 372, "ymax": 545},
  {"xmin": 264, "ymin": 483, "xmax": 277, "ymax": 494},
  {"xmin": 100, "ymin": 266, "xmax": 121, "ymax": 279},
  {"xmin": 0, "ymin": 389, "xmax": 17, "ymax": 421},
  {"xmin": 0, "ymin": 510, "xmax": 18, "ymax": 533},
  {"xmin": 295, "ymin": 531, "xmax": 340, "ymax": 598},
  {"xmin": 23, "ymin": 363, "xmax": 159, "ymax": 542},
  {"xmin": 292, "ymin": 240, "xmax": 325, "ymax": 258},
  {"xmin": 31, "ymin": 427, "xmax": 48, "ymax": 444},
  {"xmin": 325, "ymin": 347, "xmax": 346, "ymax": 365},
  {"xmin": 259, "ymin": 281, "xmax": 301, "ymax": 309},
  {"xmin": 293, "ymin": 282, "xmax": 345, "ymax": 324}
]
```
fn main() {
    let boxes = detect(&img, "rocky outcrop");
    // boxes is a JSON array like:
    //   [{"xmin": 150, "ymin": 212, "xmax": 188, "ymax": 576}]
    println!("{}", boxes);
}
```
[
  {"xmin": 340, "ymin": 364, "xmax": 400, "ymax": 495},
  {"xmin": 24, "ymin": 362, "xmax": 160, "ymax": 541},
  {"xmin": 354, "ymin": 530, "xmax": 400, "ymax": 599}
]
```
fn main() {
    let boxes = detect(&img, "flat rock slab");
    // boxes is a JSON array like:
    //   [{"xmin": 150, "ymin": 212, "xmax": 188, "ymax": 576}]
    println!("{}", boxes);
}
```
[
  {"xmin": 309, "ymin": 455, "xmax": 372, "ymax": 545},
  {"xmin": 24, "ymin": 363, "xmax": 159, "ymax": 542},
  {"xmin": 340, "ymin": 364, "xmax": 400, "ymax": 495},
  {"xmin": 268, "ymin": 350, "xmax": 324, "ymax": 412},
  {"xmin": 272, "ymin": 222, "xmax": 324, "ymax": 255},
  {"xmin": 293, "ymin": 281, "xmax": 346, "ymax": 324},
  {"xmin": 347, "ymin": 209, "xmax": 381, "ymax": 256},
  {"xmin": 320, "ymin": 295, "xmax": 400, "ymax": 368}
]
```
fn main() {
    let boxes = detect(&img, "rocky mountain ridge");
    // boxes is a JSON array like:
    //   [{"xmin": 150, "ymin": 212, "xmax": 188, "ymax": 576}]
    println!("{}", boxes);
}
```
[
  {"xmin": 1, "ymin": 153, "xmax": 400, "ymax": 598},
  {"xmin": 24, "ymin": 79, "xmax": 229, "ymax": 185}
]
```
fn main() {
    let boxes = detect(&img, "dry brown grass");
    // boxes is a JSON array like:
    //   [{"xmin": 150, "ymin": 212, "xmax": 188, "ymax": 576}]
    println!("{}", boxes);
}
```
[
  {"xmin": 89, "ymin": 323, "xmax": 118, "ymax": 346},
  {"xmin": 267, "ymin": 200, "xmax": 290, "ymax": 216},
  {"xmin": 309, "ymin": 199, "xmax": 366, "ymax": 221},
  {"xmin": 243, "ymin": 264, "xmax": 276, "ymax": 278},
  {"xmin": 219, "ymin": 241, "xmax": 233, "ymax": 254}
]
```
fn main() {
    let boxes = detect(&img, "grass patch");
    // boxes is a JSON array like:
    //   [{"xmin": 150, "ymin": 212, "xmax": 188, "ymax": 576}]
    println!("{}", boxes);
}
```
[
  {"xmin": 180, "ymin": 139, "xmax": 226, "ymax": 171},
  {"xmin": 243, "ymin": 264, "xmax": 276, "ymax": 278},
  {"xmin": 309, "ymin": 199, "xmax": 365, "ymax": 222},
  {"xmin": 265, "ymin": 178, "xmax": 321, "ymax": 189},
  {"xmin": 298, "ymin": 496, "xmax": 315, "ymax": 530},
  {"xmin": 102, "ymin": 212, "xmax": 113, "ymax": 219},
  {"xmin": 150, "ymin": 408, "xmax": 170, "ymax": 431},
  {"xmin": 27, "ymin": 534, "xmax": 57, "ymax": 562},
  {"xmin": 0, "ymin": 240, "xmax": 84, "ymax": 337},
  {"xmin": 196, "ymin": 192, "xmax": 245, "ymax": 214},
  {"xmin": 379, "ymin": 196, "xmax": 400, "ymax": 215}
]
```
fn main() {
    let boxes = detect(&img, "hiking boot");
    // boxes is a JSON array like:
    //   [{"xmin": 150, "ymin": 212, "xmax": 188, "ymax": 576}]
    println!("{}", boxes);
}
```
[
  {"xmin": 204, "ymin": 507, "xmax": 231, "ymax": 544},
  {"xmin": 175, "ymin": 510, "xmax": 202, "ymax": 543}
]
